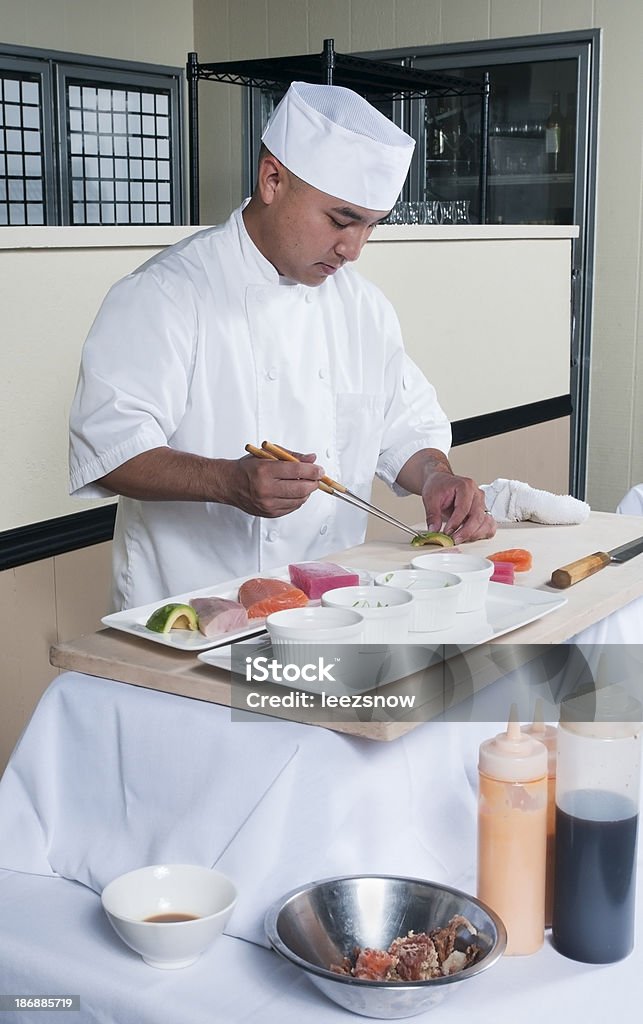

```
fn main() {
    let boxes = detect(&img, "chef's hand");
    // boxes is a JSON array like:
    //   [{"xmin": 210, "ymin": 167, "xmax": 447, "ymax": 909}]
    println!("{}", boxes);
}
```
[
  {"xmin": 396, "ymin": 449, "xmax": 495, "ymax": 543},
  {"xmin": 231, "ymin": 452, "xmax": 324, "ymax": 518},
  {"xmin": 422, "ymin": 470, "xmax": 496, "ymax": 543}
]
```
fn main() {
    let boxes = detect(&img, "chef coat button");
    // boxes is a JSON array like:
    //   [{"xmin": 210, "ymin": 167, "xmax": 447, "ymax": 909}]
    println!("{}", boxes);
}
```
[
  {"xmin": 266, "ymin": 366, "xmax": 278, "ymax": 381},
  {"xmin": 318, "ymin": 367, "xmax": 328, "ymax": 380},
  {"xmin": 267, "ymin": 529, "xmax": 278, "ymax": 542},
  {"xmin": 325, "ymin": 448, "xmax": 332, "ymax": 459},
  {"xmin": 319, "ymin": 524, "xmax": 328, "ymax": 536},
  {"xmin": 305, "ymin": 292, "xmax": 314, "ymax": 304}
]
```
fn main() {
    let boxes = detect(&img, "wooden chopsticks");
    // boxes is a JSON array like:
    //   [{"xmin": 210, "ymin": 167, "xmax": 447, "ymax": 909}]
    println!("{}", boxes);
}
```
[
  {"xmin": 244, "ymin": 441, "xmax": 421, "ymax": 540},
  {"xmin": 244, "ymin": 443, "xmax": 335, "ymax": 494}
]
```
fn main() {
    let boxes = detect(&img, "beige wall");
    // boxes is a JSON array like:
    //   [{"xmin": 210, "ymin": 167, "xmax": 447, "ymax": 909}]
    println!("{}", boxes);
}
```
[
  {"xmin": 0, "ymin": 543, "xmax": 112, "ymax": 774},
  {"xmin": 1, "ymin": 227, "xmax": 199, "ymax": 532},
  {"xmin": 192, "ymin": 0, "xmax": 643, "ymax": 516},
  {"xmin": 0, "ymin": 0, "xmax": 194, "ymax": 66}
]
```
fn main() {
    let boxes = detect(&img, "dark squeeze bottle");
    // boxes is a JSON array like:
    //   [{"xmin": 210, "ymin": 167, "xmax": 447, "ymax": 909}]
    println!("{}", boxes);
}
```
[
  {"xmin": 552, "ymin": 687, "xmax": 641, "ymax": 964},
  {"xmin": 553, "ymin": 790, "xmax": 638, "ymax": 962}
]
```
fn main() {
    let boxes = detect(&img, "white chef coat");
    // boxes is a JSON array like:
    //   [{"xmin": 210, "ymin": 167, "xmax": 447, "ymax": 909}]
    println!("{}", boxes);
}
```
[{"xmin": 69, "ymin": 203, "xmax": 451, "ymax": 610}]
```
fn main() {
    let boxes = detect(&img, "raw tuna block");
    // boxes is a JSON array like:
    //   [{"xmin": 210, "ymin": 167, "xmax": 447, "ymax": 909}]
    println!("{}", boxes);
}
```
[
  {"xmin": 238, "ymin": 578, "xmax": 308, "ymax": 619},
  {"xmin": 288, "ymin": 561, "xmax": 360, "ymax": 599},
  {"xmin": 190, "ymin": 596, "xmax": 249, "ymax": 637},
  {"xmin": 489, "ymin": 562, "xmax": 515, "ymax": 585}
]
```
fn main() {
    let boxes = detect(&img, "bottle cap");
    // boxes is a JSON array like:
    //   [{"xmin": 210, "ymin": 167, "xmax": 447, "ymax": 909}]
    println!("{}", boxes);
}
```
[
  {"xmin": 560, "ymin": 684, "xmax": 642, "ymax": 739},
  {"xmin": 522, "ymin": 698, "xmax": 557, "ymax": 776},
  {"xmin": 479, "ymin": 704, "xmax": 548, "ymax": 782}
]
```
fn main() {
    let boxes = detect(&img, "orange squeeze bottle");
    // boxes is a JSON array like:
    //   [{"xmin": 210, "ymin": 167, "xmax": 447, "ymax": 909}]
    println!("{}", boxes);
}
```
[
  {"xmin": 522, "ymin": 700, "xmax": 557, "ymax": 928},
  {"xmin": 477, "ymin": 705, "xmax": 548, "ymax": 955}
]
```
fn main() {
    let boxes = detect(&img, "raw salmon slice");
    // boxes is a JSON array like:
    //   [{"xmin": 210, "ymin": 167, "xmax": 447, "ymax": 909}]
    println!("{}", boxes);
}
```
[
  {"xmin": 238, "ymin": 578, "xmax": 308, "ymax": 619},
  {"xmin": 488, "ymin": 548, "xmax": 533, "ymax": 572}
]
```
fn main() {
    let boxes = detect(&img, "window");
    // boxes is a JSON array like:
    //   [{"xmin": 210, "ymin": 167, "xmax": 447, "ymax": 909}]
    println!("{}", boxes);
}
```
[
  {"xmin": 0, "ymin": 60, "xmax": 52, "ymax": 225},
  {"xmin": 0, "ymin": 45, "xmax": 183, "ymax": 225}
]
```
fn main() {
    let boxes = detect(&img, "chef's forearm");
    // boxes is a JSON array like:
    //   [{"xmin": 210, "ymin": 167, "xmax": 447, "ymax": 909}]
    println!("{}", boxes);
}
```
[
  {"xmin": 396, "ymin": 448, "xmax": 454, "ymax": 495},
  {"xmin": 99, "ymin": 447, "xmax": 233, "ymax": 503}
]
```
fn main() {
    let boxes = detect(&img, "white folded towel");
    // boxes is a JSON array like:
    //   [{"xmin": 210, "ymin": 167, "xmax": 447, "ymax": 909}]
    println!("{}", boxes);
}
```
[{"xmin": 482, "ymin": 478, "xmax": 591, "ymax": 525}]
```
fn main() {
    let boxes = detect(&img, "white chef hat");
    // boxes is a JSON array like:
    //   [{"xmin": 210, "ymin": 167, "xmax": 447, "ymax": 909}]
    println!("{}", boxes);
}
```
[{"xmin": 261, "ymin": 81, "xmax": 415, "ymax": 211}]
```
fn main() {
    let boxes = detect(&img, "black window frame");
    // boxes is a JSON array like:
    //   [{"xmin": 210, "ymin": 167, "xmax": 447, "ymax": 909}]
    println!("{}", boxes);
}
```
[{"xmin": 0, "ymin": 42, "xmax": 184, "ymax": 225}]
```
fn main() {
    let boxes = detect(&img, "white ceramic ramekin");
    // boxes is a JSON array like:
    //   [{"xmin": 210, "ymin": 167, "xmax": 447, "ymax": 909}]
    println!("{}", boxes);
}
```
[
  {"xmin": 410, "ymin": 553, "xmax": 494, "ymax": 613},
  {"xmin": 321, "ymin": 585, "xmax": 413, "ymax": 643},
  {"xmin": 374, "ymin": 568, "xmax": 462, "ymax": 631}
]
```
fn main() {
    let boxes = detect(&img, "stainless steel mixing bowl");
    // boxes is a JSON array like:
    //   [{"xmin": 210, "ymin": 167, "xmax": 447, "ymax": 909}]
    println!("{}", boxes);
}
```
[{"xmin": 264, "ymin": 874, "xmax": 506, "ymax": 1019}]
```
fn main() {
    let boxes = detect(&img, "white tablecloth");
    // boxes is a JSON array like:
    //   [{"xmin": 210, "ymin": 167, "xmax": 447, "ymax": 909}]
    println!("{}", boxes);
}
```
[
  {"xmin": 0, "ymin": 671, "xmax": 641, "ymax": 1023},
  {"xmin": 0, "ymin": 867, "xmax": 640, "ymax": 1024},
  {"xmin": 0, "ymin": 674, "xmax": 489, "ymax": 946}
]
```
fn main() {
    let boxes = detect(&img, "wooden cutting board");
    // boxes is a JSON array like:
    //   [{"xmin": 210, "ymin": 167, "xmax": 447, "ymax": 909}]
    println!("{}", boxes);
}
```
[{"xmin": 49, "ymin": 628, "xmax": 448, "ymax": 741}]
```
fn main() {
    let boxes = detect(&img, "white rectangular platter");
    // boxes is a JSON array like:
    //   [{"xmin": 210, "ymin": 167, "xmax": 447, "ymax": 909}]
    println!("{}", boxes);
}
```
[{"xmin": 198, "ymin": 581, "xmax": 567, "ymax": 685}]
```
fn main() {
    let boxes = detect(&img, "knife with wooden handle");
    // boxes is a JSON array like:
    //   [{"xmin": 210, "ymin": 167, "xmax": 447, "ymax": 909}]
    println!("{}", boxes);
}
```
[{"xmin": 550, "ymin": 536, "xmax": 643, "ymax": 588}]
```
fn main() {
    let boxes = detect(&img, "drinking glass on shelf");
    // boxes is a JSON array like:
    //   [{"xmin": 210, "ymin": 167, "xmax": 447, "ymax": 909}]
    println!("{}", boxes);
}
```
[
  {"xmin": 439, "ymin": 200, "xmax": 455, "ymax": 224},
  {"xmin": 401, "ymin": 202, "xmax": 419, "ymax": 224},
  {"xmin": 453, "ymin": 199, "xmax": 471, "ymax": 224}
]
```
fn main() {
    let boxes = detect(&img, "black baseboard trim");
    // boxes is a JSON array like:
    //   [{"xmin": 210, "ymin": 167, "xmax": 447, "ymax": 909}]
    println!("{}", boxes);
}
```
[
  {"xmin": 0, "ymin": 505, "xmax": 117, "ymax": 572},
  {"xmin": 451, "ymin": 395, "xmax": 571, "ymax": 446},
  {"xmin": 0, "ymin": 396, "xmax": 572, "ymax": 571}
]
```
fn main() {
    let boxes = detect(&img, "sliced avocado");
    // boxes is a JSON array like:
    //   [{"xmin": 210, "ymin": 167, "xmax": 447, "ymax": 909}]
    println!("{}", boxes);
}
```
[
  {"xmin": 410, "ymin": 531, "xmax": 455, "ymax": 548},
  {"xmin": 145, "ymin": 602, "xmax": 199, "ymax": 633}
]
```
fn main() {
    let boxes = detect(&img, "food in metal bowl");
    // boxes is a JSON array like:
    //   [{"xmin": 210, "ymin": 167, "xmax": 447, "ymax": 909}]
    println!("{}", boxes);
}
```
[
  {"xmin": 265, "ymin": 875, "xmax": 506, "ymax": 1020},
  {"xmin": 330, "ymin": 916, "xmax": 481, "ymax": 982}
]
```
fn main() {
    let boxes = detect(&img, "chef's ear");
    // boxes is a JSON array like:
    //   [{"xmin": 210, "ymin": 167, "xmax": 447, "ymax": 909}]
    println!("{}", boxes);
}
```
[{"xmin": 255, "ymin": 150, "xmax": 288, "ymax": 205}]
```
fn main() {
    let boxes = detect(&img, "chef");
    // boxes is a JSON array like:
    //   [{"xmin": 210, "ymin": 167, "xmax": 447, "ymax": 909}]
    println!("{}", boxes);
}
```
[{"xmin": 69, "ymin": 81, "xmax": 495, "ymax": 610}]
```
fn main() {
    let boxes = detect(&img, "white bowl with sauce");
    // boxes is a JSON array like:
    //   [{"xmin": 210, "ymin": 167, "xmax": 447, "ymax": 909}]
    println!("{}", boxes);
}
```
[
  {"xmin": 101, "ymin": 864, "xmax": 237, "ymax": 969},
  {"xmin": 411, "ymin": 554, "xmax": 494, "ymax": 613}
]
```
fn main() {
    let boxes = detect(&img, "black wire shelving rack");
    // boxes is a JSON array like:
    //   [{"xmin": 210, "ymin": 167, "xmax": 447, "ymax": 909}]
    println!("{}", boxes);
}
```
[{"xmin": 186, "ymin": 38, "xmax": 490, "ymax": 225}]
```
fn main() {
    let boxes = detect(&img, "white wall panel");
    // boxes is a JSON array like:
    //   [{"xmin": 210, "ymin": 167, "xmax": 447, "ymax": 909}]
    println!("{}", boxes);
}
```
[
  {"xmin": 358, "ymin": 229, "xmax": 573, "ymax": 422},
  {"xmin": 0, "ymin": 227, "xmax": 197, "ymax": 532}
]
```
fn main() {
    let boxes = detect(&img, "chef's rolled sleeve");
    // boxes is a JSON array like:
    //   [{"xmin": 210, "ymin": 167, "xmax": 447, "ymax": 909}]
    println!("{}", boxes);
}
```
[{"xmin": 69, "ymin": 266, "xmax": 197, "ymax": 498}]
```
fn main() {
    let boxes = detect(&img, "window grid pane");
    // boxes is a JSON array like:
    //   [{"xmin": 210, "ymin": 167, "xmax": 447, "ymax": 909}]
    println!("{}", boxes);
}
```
[
  {"xmin": 0, "ymin": 72, "xmax": 46, "ymax": 225},
  {"xmin": 66, "ymin": 79, "xmax": 174, "ymax": 225}
]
